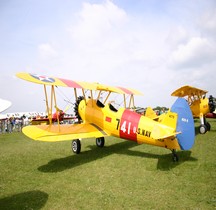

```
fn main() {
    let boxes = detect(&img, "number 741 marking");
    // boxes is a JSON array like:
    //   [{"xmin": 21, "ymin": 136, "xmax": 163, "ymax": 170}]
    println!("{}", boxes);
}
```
[{"xmin": 116, "ymin": 119, "xmax": 136, "ymax": 135}]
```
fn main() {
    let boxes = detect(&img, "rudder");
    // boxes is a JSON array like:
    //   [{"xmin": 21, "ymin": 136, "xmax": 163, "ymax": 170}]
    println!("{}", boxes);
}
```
[{"xmin": 171, "ymin": 98, "xmax": 195, "ymax": 150}]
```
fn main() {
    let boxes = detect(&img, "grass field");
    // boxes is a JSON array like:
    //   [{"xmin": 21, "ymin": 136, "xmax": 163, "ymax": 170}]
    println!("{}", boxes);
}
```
[{"xmin": 0, "ymin": 119, "xmax": 216, "ymax": 210}]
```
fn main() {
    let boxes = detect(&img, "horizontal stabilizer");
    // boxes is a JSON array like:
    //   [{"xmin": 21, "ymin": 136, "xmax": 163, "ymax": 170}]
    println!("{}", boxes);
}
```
[
  {"xmin": 151, "ymin": 111, "xmax": 179, "ymax": 140},
  {"xmin": 151, "ymin": 128, "xmax": 180, "ymax": 140},
  {"xmin": 22, "ymin": 123, "xmax": 108, "ymax": 142}
]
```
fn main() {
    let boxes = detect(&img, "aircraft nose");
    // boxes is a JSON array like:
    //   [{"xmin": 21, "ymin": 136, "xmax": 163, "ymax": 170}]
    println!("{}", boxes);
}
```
[
  {"xmin": 209, "ymin": 95, "xmax": 216, "ymax": 113},
  {"xmin": 74, "ymin": 96, "xmax": 84, "ymax": 122}
]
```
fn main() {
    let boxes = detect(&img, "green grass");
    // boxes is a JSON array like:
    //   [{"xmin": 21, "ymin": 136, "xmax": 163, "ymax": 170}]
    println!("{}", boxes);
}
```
[{"xmin": 0, "ymin": 119, "xmax": 216, "ymax": 210}]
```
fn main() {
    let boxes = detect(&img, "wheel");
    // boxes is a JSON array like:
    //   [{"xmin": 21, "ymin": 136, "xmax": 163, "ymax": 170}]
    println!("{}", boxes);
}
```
[
  {"xmin": 205, "ymin": 122, "xmax": 211, "ymax": 131},
  {"xmin": 172, "ymin": 154, "xmax": 179, "ymax": 162},
  {"xmin": 171, "ymin": 149, "xmax": 179, "ymax": 162},
  {"xmin": 72, "ymin": 139, "xmax": 81, "ymax": 154},
  {"xmin": 199, "ymin": 124, "xmax": 207, "ymax": 134},
  {"xmin": 96, "ymin": 137, "xmax": 105, "ymax": 148}
]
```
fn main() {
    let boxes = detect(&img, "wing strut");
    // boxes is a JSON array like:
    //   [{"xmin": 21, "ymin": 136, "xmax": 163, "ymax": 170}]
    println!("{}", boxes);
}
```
[
  {"xmin": 123, "ymin": 94, "xmax": 126, "ymax": 108},
  {"xmin": 44, "ymin": 85, "xmax": 52, "ymax": 125},
  {"xmin": 43, "ymin": 84, "xmax": 61, "ymax": 126},
  {"xmin": 129, "ymin": 94, "xmax": 135, "ymax": 108},
  {"xmin": 52, "ymin": 85, "xmax": 60, "ymax": 126},
  {"xmin": 74, "ymin": 88, "xmax": 78, "ymax": 101}
]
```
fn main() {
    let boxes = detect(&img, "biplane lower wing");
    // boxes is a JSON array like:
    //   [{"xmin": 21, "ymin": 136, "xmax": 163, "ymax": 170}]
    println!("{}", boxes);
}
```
[{"xmin": 22, "ymin": 123, "xmax": 108, "ymax": 142}]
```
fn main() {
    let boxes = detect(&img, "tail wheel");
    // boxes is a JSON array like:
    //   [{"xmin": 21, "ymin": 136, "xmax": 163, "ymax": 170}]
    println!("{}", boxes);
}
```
[
  {"xmin": 72, "ymin": 139, "xmax": 81, "ymax": 154},
  {"xmin": 199, "ymin": 125, "xmax": 207, "ymax": 134},
  {"xmin": 172, "ymin": 153, "xmax": 179, "ymax": 162},
  {"xmin": 171, "ymin": 149, "xmax": 179, "ymax": 162},
  {"xmin": 96, "ymin": 137, "xmax": 105, "ymax": 147}
]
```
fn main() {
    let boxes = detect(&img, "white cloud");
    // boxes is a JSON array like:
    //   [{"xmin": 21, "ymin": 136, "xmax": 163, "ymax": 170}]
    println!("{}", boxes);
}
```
[
  {"xmin": 2, "ymin": 0, "xmax": 216, "ymax": 112},
  {"xmin": 168, "ymin": 37, "xmax": 216, "ymax": 69},
  {"xmin": 166, "ymin": 26, "xmax": 189, "ymax": 48},
  {"xmin": 66, "ymin": 0, "xmax": 169, "ymax": 77},
  {"xmin": 198, "ymin": 8, "xmax": 216, "ymax": 38},
  {"xmin": 70, "ymin": 0, "xmax": 127, "ymax": 43},
  {"xmin": 38, "ymin": 43, "xmax": 58, "ymax": 59}
]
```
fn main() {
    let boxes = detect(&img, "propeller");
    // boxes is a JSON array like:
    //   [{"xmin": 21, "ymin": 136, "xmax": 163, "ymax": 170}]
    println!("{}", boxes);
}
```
[{"xmin": 74, "ymin": 96, "xmax": 84, "ymax": 122}]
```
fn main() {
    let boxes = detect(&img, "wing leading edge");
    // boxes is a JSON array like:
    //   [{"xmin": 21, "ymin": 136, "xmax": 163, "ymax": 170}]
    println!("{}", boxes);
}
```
[
  {"xmin": 16, "ymin": 72, "xmax": 97, "ymax": 90},
  {"xmin": 16, "ymin": 72, "xmax": 143, "ymax": 95},
  {"xmin": 22, "ymin": 123, "xmax": 108, "ymax": 142},
  {"xmin": 171, "ymin": 85, "xmax": 208, "ymax": 97}
]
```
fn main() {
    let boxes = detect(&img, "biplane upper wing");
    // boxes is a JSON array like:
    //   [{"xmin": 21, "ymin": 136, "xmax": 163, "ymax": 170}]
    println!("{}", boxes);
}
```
[
  {"xmin": 16, "ymin": 72, "xmax": 97, "ymax": 90},
  {"xmin": 96, "ymin": 84, "xmax": 143, "ymax": 95},
  {"xmin": 16, "ymin": 72, "xmax": 143, "ymax": 95},
  {"xmin": 171, "ymin": 85, "xmax": 208, "ymax": 97},
  {"xmin": 22, "ymin": 123, "xmax": 109, "ymax": 142},
  {"xmin": 117, "ymin": 86, "xmax": 143, "ymax": 95}
]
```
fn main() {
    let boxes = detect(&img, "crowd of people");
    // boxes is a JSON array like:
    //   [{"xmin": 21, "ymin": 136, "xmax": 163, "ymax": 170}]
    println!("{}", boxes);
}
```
[
  {"xmin": 0, "ymin": 113, "xmax": 77, "ymax": 134},
  {"xmin": 0, "ymin": 115, "xmax": 30, "ymax": 134}
]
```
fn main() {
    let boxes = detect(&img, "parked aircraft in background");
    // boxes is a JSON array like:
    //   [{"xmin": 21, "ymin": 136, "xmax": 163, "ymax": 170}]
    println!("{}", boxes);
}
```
[
  {"xmin": 171, "ymin": 85, "xmax": 216, "ymax": 134},
  {"xmin": 206, "ymin": 112, "xmax": 216, "ymax": 118}
]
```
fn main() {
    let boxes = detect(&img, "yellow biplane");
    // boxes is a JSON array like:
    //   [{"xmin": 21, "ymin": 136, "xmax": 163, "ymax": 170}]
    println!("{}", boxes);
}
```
[
  {"xmin": 171, "ymin": 85, "xmax": 216, "ymax": 134},
  {"xmin": 16, "ymin": 72, "xmax": 195, "ymax": 161}
]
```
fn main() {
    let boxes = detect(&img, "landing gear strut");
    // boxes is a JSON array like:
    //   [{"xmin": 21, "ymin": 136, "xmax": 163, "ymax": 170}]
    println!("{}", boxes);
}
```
[
  {"xmin": 199, "ymin": 117, "xmax": 211, "ymax": 134},
  {"xmin": 171, "ymin": 149, "xmax": 179, "ymax": 162}
]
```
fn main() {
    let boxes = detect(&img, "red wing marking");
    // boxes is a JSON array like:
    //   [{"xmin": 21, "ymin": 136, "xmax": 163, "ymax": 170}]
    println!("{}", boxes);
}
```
[
  {"xmin": 117, "ymin": 86, "xmax": 133, "ymax": 95},
  {"xmin": 58, "ymin": 78, "xmax": 82, "ymax": 88}
]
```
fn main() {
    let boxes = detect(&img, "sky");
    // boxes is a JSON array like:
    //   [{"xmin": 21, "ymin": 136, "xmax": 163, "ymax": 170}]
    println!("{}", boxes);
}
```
[{"xmin": 0, "ymin": 0, "xmax": 216, "ymax": 114}]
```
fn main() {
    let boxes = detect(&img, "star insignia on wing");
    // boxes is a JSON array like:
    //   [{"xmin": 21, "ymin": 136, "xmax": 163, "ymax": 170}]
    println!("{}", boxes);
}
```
[{"xmin": 30, "ymin": 74, "xmax": 55, "ymax": 83}]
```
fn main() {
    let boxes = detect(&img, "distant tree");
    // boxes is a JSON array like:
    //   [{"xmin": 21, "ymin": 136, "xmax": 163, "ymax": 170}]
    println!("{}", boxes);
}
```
[{"xmin": 153, "ymin": 106, "xmax": 168, "ymax": 112}]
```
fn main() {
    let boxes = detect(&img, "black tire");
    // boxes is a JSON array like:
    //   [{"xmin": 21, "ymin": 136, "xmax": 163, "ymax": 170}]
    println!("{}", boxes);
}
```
[
  {"xmin": 72, "ymin": 139, "xmax": 81, "ymax": 154},
  {"xmin": 199, "ymin": 124, "xmax": 207, "ymax": 134},
  {"xmin": 96, "ymin": 137, "xmax": 105, "ymax": 148},
  {"xmin": 172, "ymin": 154, "xmax": 179, "ymax": 162},
  {"xmin": 205, "ymin": 122, "xmax": 211, "ymax": 131}
]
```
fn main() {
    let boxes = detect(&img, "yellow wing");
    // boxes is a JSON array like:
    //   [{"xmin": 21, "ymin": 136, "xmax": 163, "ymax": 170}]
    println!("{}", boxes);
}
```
[
  {"xmin": 171, "ymin": 85, "xmax": 208, "ymax": 97},
  {"xmin": 16, "ymin": 72, "xmax": 143, "ymax": 95},
  {"xmin": 16, "ymin": 72, "xmax": 97, "ymax": 90},
  {"xmin": 97, "ymin": 84, "xmax": 143, "ymax": 95},
  {"xmin": 22, "ymin": 123, "xmax": 108, "ymax": 142}
]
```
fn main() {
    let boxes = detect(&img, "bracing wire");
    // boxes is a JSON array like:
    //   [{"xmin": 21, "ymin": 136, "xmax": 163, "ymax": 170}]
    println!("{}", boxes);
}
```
[{"xmin": 55, "ymin": 86, "xmax": 75, "ymax": 112}]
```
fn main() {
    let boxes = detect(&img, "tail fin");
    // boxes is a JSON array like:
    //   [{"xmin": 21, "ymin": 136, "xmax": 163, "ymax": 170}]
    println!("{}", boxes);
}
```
[
  {"xmin": 171, "ymin": 98, "xmax": 195, "ymax": 150},
  {"xmin": 145, "ymin": 107, "xmax": 158, "ymax": 120}
]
